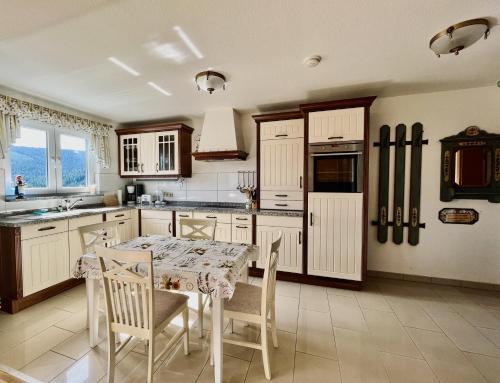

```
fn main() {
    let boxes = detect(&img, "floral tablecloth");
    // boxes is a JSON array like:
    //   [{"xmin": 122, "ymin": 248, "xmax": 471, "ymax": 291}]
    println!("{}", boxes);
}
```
[{"xmin": 73, "ymin": 235, "xmax": 259, "ymax": 299}]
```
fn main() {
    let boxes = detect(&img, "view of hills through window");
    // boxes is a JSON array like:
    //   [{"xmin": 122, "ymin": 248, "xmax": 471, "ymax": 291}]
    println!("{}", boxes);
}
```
[{"xmin": 10, "ymin": 126, "xmax": 87, "ymax": 190}]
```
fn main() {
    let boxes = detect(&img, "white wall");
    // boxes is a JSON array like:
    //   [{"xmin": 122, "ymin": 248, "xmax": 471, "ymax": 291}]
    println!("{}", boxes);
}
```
[
  {"xmin": 0, "ymin": 85, "xmax": 124, "ymax": 212},
  {"xmin": 368, "ymin": 86, "xmax": 500, "ymax": 284},
  {"xmin": 139, "ymin": 112, "xmax": 257, "ymax": 203}
]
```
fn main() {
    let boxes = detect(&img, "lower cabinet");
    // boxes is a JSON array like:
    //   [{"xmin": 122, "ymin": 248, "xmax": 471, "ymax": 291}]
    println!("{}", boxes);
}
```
[
  {"xmin": 214, "ymin": 223, "xmax": 232, "ymax": 243},
  {"xmin": 141, "ymin": 210, "xmax": 173, "ymax": 236},
  {"xmin": 232, "ymin": 223, "xmax": 252, "ymax": 244},
  {"xmin": 307, "ymin": 192, "xmax": 363, "ymax": 281},
  {"xmin": 22, "ymin": 232, "xmax": 70, "ymax": 297},
  {"xmin": 256, "ymin": 215, "xmax": 302, "ymax": 274},
  {"xmin": 117, "ymin": 219, "xmax": 134, "ymax": 242}
]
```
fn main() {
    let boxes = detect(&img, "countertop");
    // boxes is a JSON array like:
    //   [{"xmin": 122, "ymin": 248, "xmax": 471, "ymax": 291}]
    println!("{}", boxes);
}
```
[{"xmin": 0, "ymin": 204, "xmax": 303, "ymax": 227}]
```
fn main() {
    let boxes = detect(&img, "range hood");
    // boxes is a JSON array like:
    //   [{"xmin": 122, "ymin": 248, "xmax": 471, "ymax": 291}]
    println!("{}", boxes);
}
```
[{"xmin": 192, "ymin": 108, "xmax": 248, "ymax": 161}]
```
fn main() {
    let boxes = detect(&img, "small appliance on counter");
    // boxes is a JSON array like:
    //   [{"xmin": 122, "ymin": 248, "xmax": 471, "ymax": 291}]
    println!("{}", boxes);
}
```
[
  {"xmin": 140, "ymin": 194, "xmax": 152, "ymax": 205},
  {"xmin": 125, "ymin": 183, "xmax": 144, "ymax": 205}
]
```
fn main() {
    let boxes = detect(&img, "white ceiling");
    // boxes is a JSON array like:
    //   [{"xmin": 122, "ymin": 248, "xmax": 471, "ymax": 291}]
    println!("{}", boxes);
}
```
[{"xmin": 0, "ymin": 0, "xmax": 499, "ymax": 123}]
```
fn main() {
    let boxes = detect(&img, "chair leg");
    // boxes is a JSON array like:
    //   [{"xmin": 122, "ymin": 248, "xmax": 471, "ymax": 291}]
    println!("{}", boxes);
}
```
[
  {"xmin": 198, "ymin": 292, "xmax": 204, "ymax": 338},
  {"xmin": 147, "ymin": 337, "xmax": 154, "ymax": 383},
  {"xmin": 271, "ymin": 305, "xmax": 278, "ymax": 348},
  {"xmin": 183, "ymin": 308, "xmax": 190, "ymax": 356},
  {"xmin": 107, "ymin": 331, "xmax": 116, "ymax": 383},
  {"xmin": 261, "ymin": 320, "xmax": 271, "ymax": 380},
  {"xmin": 209, "ymin": 331, "xmax": 214, "ymax": 366}
]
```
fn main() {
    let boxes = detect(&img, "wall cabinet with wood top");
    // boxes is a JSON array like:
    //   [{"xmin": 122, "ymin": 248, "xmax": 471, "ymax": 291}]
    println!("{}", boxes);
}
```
[
  {"xmin": 308, "ymin": 107, "xmax": 364, "ymax": 143},
  {"xmin": 117, "ymin": 122, "xmax": 193, "ymax": 178}
]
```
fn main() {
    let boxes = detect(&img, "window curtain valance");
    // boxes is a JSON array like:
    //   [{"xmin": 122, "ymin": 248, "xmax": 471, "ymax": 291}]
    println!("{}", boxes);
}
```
[{"xmin": 0, "ymin": 94, "xmax": 112, "ymax": 168}]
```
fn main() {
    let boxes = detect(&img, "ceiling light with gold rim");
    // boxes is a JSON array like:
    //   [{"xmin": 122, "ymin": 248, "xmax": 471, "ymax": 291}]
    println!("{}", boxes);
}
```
[{"xmin": 429, "ymin": 18, "xmax": 490, "ymax": 57}]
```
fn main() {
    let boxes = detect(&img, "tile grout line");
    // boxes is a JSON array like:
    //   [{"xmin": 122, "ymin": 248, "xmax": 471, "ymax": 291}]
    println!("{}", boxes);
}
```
[{"xmin": 326, "ymin": 285, "xmax": 343, "ymax": 382}]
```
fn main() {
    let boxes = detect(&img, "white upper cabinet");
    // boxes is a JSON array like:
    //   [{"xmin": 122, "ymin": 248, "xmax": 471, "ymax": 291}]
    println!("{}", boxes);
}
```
[
  {"xmin": 307, "ymin": 193, "xmax": 363, "ymax": 281},
  {"xmin": 120, "ymin": 134, "xmax": 141, "ymax": 176},
  {"xmin": 155, "ymin": 131, "xmax": 179, "ymax": 175},
  {"xmin": 140, "ymin": 133, "xmax": 156, "ymax": 174},
  {"xmin": 260, "ymin": 119, "xmax": 304, "ymax": 140},
  {"xmin": 308, "ymin": 107, "xmax": 364, "ymax": 143},
  {"xmin": 260, "ymin": 138, "xmax": 304, "ymax": 191}
]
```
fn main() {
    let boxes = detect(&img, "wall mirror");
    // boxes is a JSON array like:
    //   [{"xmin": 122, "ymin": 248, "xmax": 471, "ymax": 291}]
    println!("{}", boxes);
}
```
[{"xmin": 440, "ymin": 126, "xmax": 500, "ymax": 203}]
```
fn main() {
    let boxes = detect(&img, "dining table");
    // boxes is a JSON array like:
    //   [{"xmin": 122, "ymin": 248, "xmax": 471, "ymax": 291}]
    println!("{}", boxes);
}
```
[{"xmin": 73, "ymin": 234, "xmax": 259, "ymax": 383}]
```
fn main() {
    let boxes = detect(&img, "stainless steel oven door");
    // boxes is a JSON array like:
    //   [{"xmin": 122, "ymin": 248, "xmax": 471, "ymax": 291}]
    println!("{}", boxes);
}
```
[{"xmin": 308, "ymin": 142, "xmax": 364, "ymax": 193}]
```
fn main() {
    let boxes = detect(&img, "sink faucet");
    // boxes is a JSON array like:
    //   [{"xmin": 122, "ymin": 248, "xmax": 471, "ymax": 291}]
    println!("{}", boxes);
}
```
[{"xmin": 64, "ymin": 198, "xmax": 83, "ymax": 211}]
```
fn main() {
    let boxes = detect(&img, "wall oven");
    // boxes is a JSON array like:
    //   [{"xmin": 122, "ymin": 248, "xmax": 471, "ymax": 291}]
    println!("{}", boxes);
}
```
[{"xmin": 308, "ymin": 141, "xmax": 363, "ymax": 193}]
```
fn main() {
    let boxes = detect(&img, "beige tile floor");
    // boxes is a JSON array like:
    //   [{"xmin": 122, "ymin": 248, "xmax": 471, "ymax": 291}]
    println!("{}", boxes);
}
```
[{"xmin": 1, "ymin": 277, "xmax": 500, "ymax": 382}]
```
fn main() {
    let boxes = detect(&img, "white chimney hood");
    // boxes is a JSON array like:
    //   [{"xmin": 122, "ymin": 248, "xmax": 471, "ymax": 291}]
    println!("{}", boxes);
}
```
[{"xmin": 192, "ymin": 108, "xmax": 248, "ymax": 161}]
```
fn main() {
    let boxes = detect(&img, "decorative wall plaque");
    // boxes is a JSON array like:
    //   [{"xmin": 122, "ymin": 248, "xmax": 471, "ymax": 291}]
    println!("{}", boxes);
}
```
[{"xmin": 438, "ymin": 208, "xmax": 479, "ymax": 225}]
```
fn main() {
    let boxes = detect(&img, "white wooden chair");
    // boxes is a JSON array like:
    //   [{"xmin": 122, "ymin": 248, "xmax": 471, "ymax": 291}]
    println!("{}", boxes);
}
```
[
  {"xmin": 79, "ymin": 221, "xmax": 121, "ymax": 253},
  {"xmin": 179, "ymin": 217, "xmax": 216, "ymax": 338},
  {"xmin": 222, "ymin": 231, "xmax": 282, "ymax": 380},
  {"xmin": 97, "ymin": 246, "xmax": 189, "ymax": 383}
]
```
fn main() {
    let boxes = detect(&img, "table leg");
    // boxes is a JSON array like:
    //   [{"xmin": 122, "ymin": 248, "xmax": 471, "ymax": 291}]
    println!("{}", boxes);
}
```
[
  {"xmin": 86, "ymin": 278, "xmax": 100, "ymax": 347},
  {"xmin": 212, "ymin": 296, "xmax": 224, "ymax": 383}
]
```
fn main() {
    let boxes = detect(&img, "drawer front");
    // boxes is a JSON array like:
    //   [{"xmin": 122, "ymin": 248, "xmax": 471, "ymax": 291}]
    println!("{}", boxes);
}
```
[
  {"xmin": 21, "ymin": 220, "xmax": 68, "ymax": 240},
  {"xmin": 106, "ymin": 210, "xmax": 131, "ymax": 222},
  {"xmin": 68, "ymin": 214, "xmax": 103, "ymax": 231},
  {"xmin": 260, "ymin": 191, "xmax": 303, "ymax": 201},
  {"xmin": 232, "ymin": 224, "xmax": 252, "ymax": 245},
  {"xmin": 193, "ymin": 212, "xmax": 231, "ymax": 224},
  {"xmin": 231, "ymin": 214, "xmax": 252, "ymax": 224},
  {"xmin": 260, "ymin": 199, "xmax": 303, "ymax": 211},
  {"xmin": 256, "ymin": 215, "xmax": 303, "ymax": 228},
  {"xmin": 140, "ymin": 210, "xmax": 173, "ymax": 220},
  {"xmin": 260, "ymin": 119, "xmax": 304, "ymax": 140},
  {"xmin": 175, "ymin": 211, "xmax": 193, "ymax": 222}
]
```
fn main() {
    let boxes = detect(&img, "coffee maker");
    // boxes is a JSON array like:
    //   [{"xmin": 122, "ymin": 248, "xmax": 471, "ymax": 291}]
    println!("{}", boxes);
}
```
[{"xmin": 125, "ymin": 184, "xmax": 144, "ymax": 205}]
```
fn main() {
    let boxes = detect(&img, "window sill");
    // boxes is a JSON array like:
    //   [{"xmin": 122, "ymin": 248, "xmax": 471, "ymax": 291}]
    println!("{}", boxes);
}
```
[{"xmin": 5, "ymin": 192, "xmax": 104, "ymax": 202}]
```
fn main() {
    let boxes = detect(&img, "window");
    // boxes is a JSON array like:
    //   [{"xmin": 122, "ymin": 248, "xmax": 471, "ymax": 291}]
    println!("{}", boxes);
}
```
[{"xmin": 8, "ymin": 121, "xmax": 93, "ymax": 194}]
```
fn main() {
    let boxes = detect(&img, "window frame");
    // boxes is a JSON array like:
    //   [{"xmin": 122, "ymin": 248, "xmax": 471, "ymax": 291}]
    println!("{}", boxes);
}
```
[{"xmin": 6, "ymin": 119, "xmax": 94, "ymax": 195}]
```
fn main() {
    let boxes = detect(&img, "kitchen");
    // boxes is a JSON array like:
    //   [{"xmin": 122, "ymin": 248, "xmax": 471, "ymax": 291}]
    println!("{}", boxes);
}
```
[{"xmin": 0, "ymin": 2, "xmax": 500, "ymax": 383}]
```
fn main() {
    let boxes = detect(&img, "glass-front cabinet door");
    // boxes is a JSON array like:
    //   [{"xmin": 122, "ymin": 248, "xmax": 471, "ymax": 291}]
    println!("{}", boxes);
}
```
[
  {"xmin": 155, "ymin": 131, "xmax": 179, "ymax": 175},
  {"xmin": 120, "ymin": 134, "xmax": 141, "ymax": 176}
]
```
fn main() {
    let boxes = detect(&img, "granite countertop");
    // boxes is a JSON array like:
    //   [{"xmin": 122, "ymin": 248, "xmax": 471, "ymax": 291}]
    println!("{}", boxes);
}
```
[{"xmin": 0, "ymin": 203, "xmax": 302, "ymax": 227}]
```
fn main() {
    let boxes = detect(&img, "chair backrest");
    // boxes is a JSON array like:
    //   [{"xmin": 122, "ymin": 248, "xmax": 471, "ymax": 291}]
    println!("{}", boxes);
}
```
[
  {"xmin": 96, "ymin": 245, "xmax": 154, "ymax": 340},
  {"xmin": 261, "ymin": 231, "xmax": 282, "ymax": 317},
  {"xmin": 79, "ymin": 221, "xmax": 121, "ymax": 254},
  {"xmin": 179, "ymin": 218, "xmax": 216, "ymax": 240}
]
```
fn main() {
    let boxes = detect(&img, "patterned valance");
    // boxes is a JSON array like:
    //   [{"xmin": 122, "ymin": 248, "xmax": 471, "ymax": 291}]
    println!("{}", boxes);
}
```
[{"xmin": 0, "ymin": 94, "xmax": 112, "ymax": 168}]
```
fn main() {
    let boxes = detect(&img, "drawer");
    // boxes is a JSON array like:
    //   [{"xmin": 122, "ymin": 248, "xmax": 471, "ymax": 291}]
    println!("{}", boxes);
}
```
[
  {"xmin": 232, "ymin": 214, "xmax": 252, "ymax": 224},
  {"xmin": 21, "ymin": 220, "xmax": 68, "ymax": 240},
  {"xmin": 260, "ymin": 191, "xmax": 303, "ymax": 201},
  {"xmin": 175, "ymin": 211, "xmax": 193, "ymax": 222},
  {"xmin": 260, "ymin": 119, "xmax": 304, "ymax": 140},
  {"xmin": 106, "ymin": 210, "xmax": 131, "ymax": 222},
  {"xmin": 231, "ymin": 223, "xmax": 252, "ymax": 244},
  {"xmin": 69, "ymin": 214, "xmax": 103, "ymax": 231},
  {"xmin": 256, "ymin": 215, "xmax": 303, "ymax": 228},
  {"xmin": 193, "ymin": 212, "xmax": 231, "ymax": 224},
  {"xmin": 260, "ymin": 199, "xmax": 303, "ymax": 211},
  {"xmin": 140, "ymin": 210, "xmax": 173, "ymax": 220}
]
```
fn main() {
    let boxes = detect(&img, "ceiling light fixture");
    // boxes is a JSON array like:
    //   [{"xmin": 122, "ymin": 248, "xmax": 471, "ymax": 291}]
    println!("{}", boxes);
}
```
[
  {"xmin": 195, "ymin": 71, "xmax": 226, "ymax": 94},
  {"xmin": 108, "ymin": 57, "xmax": 140, "ymax": 76},
  {"xmin": 303, "ymin": 55, "xmax": 322, "ymax": 67},
  {"xmin": 147, "ymin": 82, "xmax": 172, "ymax": 96},
  {"xmin": 429, "ymin": 18, "xmax": 490, "ymax": 57},
  {"xmin": 173, "ymin": 26, "xmax": 204, "ymax": 59}
]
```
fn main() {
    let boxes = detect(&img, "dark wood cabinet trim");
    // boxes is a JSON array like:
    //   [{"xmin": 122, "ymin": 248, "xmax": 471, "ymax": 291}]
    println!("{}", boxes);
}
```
[
  {"xmin": 192, "ymin": 150, "xmax": 248, "ymax": 161},
  {"xmin": 299, "ymin": 96, "xmax": 377, "ymax": 113},
  {"xmin": 252, "ymin": 110, "xmax": 303, "ymax": 123},
  {"xmin": 0, "ymin": 226, "xmax": 22, "ymax": 304},
  {"xmin": 116, "ymin": 122, "xmax": 194, "ymax": 136}
]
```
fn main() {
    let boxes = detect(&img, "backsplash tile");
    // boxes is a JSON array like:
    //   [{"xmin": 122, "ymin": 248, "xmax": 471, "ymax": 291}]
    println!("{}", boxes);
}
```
[
  {"xmin": 218, "ymin": 190, "xmax": 246, "ymax": 203},
  {"xmin": 186, "ymin": 173, "xmax": 218, "ymax": 190},
  {"xmin": 217, "ymin": 172, "xmax": 240, "ymax": 190},
  {"xmin": 186, "ymin": 190, "xmax": 218, "ymax": 202}
]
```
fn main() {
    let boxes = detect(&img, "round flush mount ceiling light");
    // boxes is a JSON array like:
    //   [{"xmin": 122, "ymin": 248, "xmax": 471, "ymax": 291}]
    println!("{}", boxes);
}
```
[
  {"xmin": 195, "ymin": 70, "xmax": 226, "ymax": 94},
  {"xmin": 303, "ymin": 55, "xmax": 322, "ymax": 67},
  {"xmin": 429, "ymin": 18, "xmax": 490, "ymax": 57}
]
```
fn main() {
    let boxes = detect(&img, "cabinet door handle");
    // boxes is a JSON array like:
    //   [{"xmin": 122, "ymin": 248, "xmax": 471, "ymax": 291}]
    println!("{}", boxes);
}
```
[
  {"xmin": 119, "ymin": 221, "xmax": 126, "ymax": 225},
  {"xmin": 38, "ymin": 226, "xmax": 56, "ymax": 232},
  {"xmin": 298, "ymin": 231, "xmax": 302, "ymax": 245},
  {"xmin": 275, "ymin": 194, "xmax": 288, "ymax": 197},
  {"xmin": 235, "ymin": 217, "xmax": 248, "ymax": 221},
  {"xmin": 115, "ymin": 214, "xmax": 125, "ymax": 218},
  {"xmin": 328, "ymin": 136, "xmax": 343, "ymax": 140},
  {"xmin": 156, "ymin": 163, "xmax": 159, "ymax": 172},
  {"xmin": 178, "ymin": 214, "xmax": 189, "ymax": 218},
  {"xmin": 206, "ymin": 216, "xmax": 217, "ymax": 219},
  {"xmin": 168, "ymin": 222, "xmax": 172, "ymax": 233},
  {"xmin": 275, "ymin": 134, "xmax": 288, "ymax": 137},
  {"xmin": 275, "ymin": 203, "xmax": 288, "ymax": 207},
  {"xmin": 310, "ymin": 213, "xmax": 313, "ymax": 226},
  {"xmin": 141, "ymin": 163, "xmax": 144, "ymax": 173},
  {"xmin": 236, "ymin": 225, "xmax": 248, "ymax": 229},
  {"xmin": 299, "ymin": 176, "xmax": 303, "ymax": 189}
]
